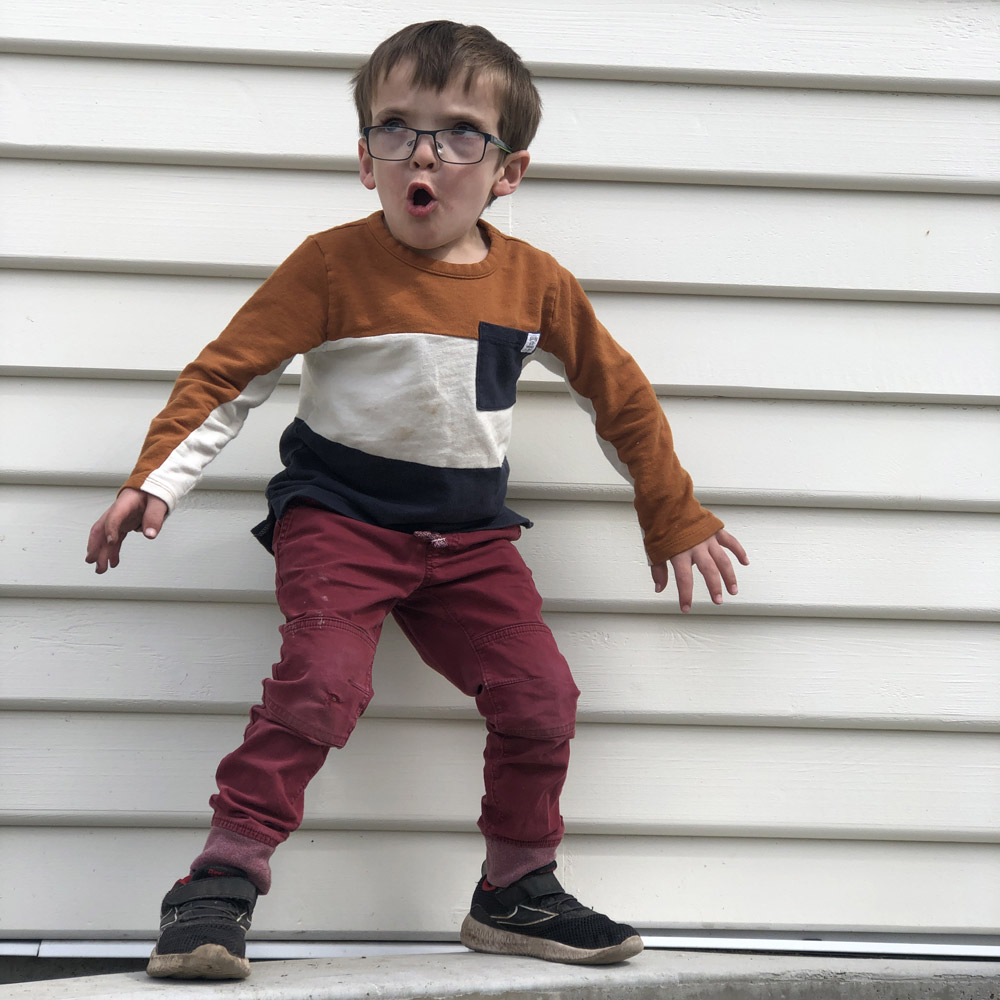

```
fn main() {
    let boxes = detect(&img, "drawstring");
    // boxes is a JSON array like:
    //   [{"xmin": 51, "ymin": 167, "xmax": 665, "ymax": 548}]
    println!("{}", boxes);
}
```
[{"xmin": 413, "ymin": 530, "xmax": 449, "ymax": 549}]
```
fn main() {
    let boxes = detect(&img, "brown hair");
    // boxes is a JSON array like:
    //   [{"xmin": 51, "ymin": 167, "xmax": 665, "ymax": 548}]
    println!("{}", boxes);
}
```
[{"xmin": 351, "ymin": 21, "xmax": 542, "ymax": 154}]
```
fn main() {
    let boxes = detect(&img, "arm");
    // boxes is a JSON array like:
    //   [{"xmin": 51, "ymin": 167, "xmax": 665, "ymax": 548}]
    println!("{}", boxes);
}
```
[
  {"xmin": 84, "ymin": 236, "xmax": 329, "ymax": 570},
  {"xmin": 539, "ymin": 269, "xmax": 729, "ymax": 568},
  {"xmin": 121, "ymin": 236, "xmax": 329, "ymax": 511}
]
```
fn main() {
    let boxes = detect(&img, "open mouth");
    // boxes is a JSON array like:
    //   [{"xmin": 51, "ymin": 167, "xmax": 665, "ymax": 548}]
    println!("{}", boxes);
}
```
[{"xmin": 407, "ymin": 182, "xmax": 437, "ymax": 214}]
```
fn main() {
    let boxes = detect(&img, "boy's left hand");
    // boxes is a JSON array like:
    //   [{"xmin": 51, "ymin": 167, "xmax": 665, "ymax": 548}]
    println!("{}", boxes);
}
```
[{"xmin": 651, "ymin": 529, "xmax": 749, "ymax": 614}]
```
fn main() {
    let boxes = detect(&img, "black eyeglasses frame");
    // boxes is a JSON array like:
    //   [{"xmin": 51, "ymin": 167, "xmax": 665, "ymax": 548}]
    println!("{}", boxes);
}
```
[{"xmin": 361, "ymin": 126, "xmax": 513, "ymax": 165}]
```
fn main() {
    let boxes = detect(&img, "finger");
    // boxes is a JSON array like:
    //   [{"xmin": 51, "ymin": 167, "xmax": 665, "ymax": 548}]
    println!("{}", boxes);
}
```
[
  {"xmin": 718, "ymin": 529, "xmax": 750, "ymax": 566},
  {"xmin": 693, "ymin": 550, "xmax": 724, "ymax": 605},
  {"xmin": 141, "ymin": 497, "xmax": 168, "ymax": 539},
  {"xmin": 85, "ymin": 545, "xmax": 109, "ymax": 574},
  {"xmin": 86, "ymin": 519, "xmax": 113, "ymax": 574},
  {"xmin": 87, "ymin": 540, "xmax": 118, "ymax": 574},
  {"xmin": 709, "ymin": 541, "xmax": 739, "ymax": 596},
  {"xmin": 88, "ymin": 494, "xmax": 141, "ymax": 571},
  {"xmin": 105, "ymin": 535, "xmax": 125, "ymax": 570},
  {"xmin": 671, "ymin": 558, "xmax": 694, "ymax": 614},
  {"xmin": 650, "ymin": 562, "xmax": 670, "ymax": 593},
  {"xmin": 104, "ymin": 504, "xmax": 136, "ymax": 546},
  {"xmin": 85, "ymin": 521, "xmax": 105, "ymax": 564}
]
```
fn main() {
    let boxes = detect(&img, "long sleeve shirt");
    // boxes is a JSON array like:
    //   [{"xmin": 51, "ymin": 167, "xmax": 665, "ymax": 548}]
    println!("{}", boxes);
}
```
[{"xmin": 123, "ymin": 212, "xmax": 722, "ymax": 564}]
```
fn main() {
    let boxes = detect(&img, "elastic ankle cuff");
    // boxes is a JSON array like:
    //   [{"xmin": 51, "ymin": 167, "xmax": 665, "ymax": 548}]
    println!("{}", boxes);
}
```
[
  {"xmin": 484, "ymin": 839, "xmax": 557, "ymax": 887},
  {"xmin": 192, "ymin": 826, "xmax": 275, "ymax": 894}
]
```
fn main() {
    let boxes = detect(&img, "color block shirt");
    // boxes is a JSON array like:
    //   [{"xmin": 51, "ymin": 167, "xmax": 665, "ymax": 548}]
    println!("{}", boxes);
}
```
[{"xmin": 123, "ymin": 213, "xmax": 722, "ymax": 565}]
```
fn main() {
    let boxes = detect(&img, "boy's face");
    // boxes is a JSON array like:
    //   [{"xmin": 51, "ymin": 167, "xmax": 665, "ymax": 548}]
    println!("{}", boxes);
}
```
[{"xmin": 358, "ymin": 61, "xmax": 529, "ymax": 264}]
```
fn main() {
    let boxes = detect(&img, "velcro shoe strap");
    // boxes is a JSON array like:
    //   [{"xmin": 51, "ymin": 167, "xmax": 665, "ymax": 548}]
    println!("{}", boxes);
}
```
[
  {"xmin": 500, "ymin": 871, "xmax": 563, "ymax": 904},
  {"xmin": 165, "ymin": 876, "xmax": 258, "ymax": 906}
]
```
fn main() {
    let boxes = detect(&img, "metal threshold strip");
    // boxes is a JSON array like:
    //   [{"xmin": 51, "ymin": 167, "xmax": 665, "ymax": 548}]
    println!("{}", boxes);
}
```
[
  {"xmin": 4, "ymin": 934, "xmax": 998, "ymax": 962},
  {"xmin": 639, "ymin": 932, "xmax": 1000, "ymax": 961}
]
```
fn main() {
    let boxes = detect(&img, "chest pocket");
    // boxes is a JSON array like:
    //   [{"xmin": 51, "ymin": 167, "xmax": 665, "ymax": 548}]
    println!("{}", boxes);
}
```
[{"xmin": 475, "ymin": 322, "xmax": 540, "ymax": 411}]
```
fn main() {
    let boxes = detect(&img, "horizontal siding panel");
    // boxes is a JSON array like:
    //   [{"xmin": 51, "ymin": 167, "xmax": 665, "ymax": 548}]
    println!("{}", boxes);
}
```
[
  {"xmin": 4, "ymin": 56, "xmax": 997, "ymax": 190},
  {"xmin": 4, "ymin": 486, "xmax": 998, "ymax": 618},
  {"xmin": 3, "ymin": 600, "xmax": 997, "ymax": 730},
  {"xmin": 4, "ymin": 162, "xmax": 998, "ymax": 298},
  {"xmin": 541, "ymin": 297, "xmax": 1000, "ymax": 402},
  {"xmin": 4, "ymin": 712, "xmax": 999, "ymax": 840},
  {"xmin": 5, "ymin": 0, "xmax": 997, "ymax": 951},
  {"xmin": 4, "ymin": 270, "xmax": 998, "ymax": 401},
  {"xmin": 3, "ymin": 829, "xmax": 998, "ymax": 936},
  {"xmin": 3, "ymin": 0, "xmax": 997, "ymax": 90},
  {"xmin": 4, "ymin": 378, "xmax": 997, "ymax": 506}
]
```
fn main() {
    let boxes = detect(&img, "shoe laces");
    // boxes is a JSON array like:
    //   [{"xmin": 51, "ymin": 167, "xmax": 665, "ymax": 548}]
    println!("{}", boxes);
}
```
[
  {"xmin": 526, "ymin": 889, "xmax": 592, "ymax": 917},
  {"xmin": 175, "ymin": 897, "xmax": 248, "ymax": 921}
]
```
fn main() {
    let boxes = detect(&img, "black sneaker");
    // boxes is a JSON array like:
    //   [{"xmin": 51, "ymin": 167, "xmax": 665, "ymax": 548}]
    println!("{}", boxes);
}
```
[
  {"xmin": 146, "ymin": 865, "xmax": 257, "ymax": 979},
  {"xmin": 460, "ymin": 863, "xmax": 643, "ymax": 965}
]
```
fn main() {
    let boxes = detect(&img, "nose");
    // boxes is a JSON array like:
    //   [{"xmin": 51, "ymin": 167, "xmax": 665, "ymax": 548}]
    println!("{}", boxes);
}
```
[{"xmin": 410, "ymin": 132, "xmax": 440, "ymax": 168}]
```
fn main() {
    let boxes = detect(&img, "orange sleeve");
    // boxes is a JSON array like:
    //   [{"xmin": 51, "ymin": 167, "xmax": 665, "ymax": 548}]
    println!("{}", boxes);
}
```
[
  {"xmin": 540, "ymin": 269, "xmax": 722, "ymax": 565},
  {"xmin": 122, "ymin": 236, "xmax": 330, "ymax": 507}
]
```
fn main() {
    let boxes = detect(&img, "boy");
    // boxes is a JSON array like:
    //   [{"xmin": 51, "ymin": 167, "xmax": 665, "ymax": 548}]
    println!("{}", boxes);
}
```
[{"xmin": 86, "ymin": 20, "xmax": 747, "ymax": 979}]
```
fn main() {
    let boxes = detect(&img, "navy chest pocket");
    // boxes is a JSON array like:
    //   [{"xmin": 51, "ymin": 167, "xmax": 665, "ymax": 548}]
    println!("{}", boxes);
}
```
[{"xmin": 475, "ymin": 322, "xmax": 539, "ymax": 411}]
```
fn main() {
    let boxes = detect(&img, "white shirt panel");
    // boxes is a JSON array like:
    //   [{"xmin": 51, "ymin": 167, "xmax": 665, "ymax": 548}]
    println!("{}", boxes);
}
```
[{"xmin": 297, "ymin": 332, "xmax": 512, "ymax": 469}]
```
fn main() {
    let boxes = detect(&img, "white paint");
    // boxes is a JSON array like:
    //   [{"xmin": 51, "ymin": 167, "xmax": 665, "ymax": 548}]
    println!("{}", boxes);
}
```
[
  {"xmin": 22, "ymin": 937, "xmax": 1000, "ymax": 960},
  {"xmin": 4, "ymin": 486, "xmax": 999, "ymax": 618},
  {"xmin": 3, "ymin": 57, "xmax": 997, "ymax": 190},
  {"xmin": 5, "ymin": 712, "xmax": 998, "ymax": 839},
  {"xmin": 2, "ymin": 829, "xmax": 999, "ymax": 936},
  {"xmin": 4, "ymin": 271, "xmax": 999, "ymax": 402},
  {"xmin": 2, "ymin": 0, "xmax": 999, "ymax": 944},
  {"xmin": 4, "ymin": 378, "xmax": 999, "ymax": 507},
  {"xmin": 3, "ymin": 0, "xmax": 998, "ymax": 88},
  {"xmin": 4, "ymin": 601, "xmax": 998, "ymax": 730},
  {"xmin": 4, "ymin": 162, "xmax": 998, "ymax": 296}
]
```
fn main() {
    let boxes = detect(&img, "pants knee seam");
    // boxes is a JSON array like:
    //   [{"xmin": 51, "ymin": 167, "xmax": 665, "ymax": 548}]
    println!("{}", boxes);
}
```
[
  {"xmin": 490, "ymin": 721, "xmax": 576, "ymax": 740},
  {"xmin": 472, "ymin": 621, "xmax": 550, "ymax": 651},
  {"xmin": 262, "ymin": 700, "xmax": 351, "ymax": 748},
  {"xmin": 282, "ymin": 614, "xmax": 377, "ymax": 653}
]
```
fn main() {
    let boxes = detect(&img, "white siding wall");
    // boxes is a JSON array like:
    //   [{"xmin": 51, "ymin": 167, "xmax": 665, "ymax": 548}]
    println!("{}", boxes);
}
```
[{"xmin": 1, "ymin": 0, "xmax": 999, "ymax": 945}]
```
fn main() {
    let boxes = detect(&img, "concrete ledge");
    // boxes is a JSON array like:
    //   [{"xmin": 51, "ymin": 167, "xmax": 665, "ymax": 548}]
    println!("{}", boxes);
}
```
[{"xmin": 6, "ymin": 951, "xmax": 999, "ymax": 1000}]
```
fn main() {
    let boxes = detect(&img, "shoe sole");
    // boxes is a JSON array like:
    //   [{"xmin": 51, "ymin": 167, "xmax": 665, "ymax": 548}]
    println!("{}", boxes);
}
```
[
  {"xmin": 146, "ymin": 943, "xmax": 251, "ymax": 979},
  {"xmin": 460, "ymin": 914, "xmax": 644, "ymax": 965}
]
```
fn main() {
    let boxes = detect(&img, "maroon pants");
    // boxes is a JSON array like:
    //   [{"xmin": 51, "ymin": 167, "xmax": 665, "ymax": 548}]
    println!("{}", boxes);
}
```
[{"xmin": 206, "ymin": 505, "xmax": 579, "ymax": 885}]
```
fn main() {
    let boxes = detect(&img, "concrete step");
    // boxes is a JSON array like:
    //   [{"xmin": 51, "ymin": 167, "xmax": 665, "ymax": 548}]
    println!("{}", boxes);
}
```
[{"xmin": 5, "ymin": 950, "xmax": 999, "ymax": 999}]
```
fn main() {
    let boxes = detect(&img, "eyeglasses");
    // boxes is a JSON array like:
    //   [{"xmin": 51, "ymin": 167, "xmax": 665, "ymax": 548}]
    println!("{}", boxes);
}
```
[{"xmin": 362, "ymin": 126, "xmax": 513, "ymax": 165}]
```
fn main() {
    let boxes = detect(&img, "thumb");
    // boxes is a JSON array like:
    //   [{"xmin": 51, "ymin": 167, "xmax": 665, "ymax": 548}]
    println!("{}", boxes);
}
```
[{"xmin": 141, "ymin": 497, "xmax": 168, "ymax": 539}]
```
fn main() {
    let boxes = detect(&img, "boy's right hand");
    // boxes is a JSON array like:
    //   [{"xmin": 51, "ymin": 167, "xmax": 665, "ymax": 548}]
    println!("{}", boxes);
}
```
[{"xmin": 85, "ymin": 487, "xmax": 168, "ymax": 574}]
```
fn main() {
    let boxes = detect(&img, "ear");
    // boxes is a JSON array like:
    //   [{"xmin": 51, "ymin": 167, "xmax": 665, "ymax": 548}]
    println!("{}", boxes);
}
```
[
  {"xmin": 358, "ymin": 138, "xmax": 377, "ymax": 191},
  {"xmin": 491, "ymin": 150, "xmax": 530, "ymax": 200}
]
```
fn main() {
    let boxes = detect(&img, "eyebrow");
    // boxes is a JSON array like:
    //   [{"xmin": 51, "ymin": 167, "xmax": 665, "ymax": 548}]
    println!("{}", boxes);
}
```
[{"xmin": 373, "ymin": 105, "xmax": 490, "ymax": 130}]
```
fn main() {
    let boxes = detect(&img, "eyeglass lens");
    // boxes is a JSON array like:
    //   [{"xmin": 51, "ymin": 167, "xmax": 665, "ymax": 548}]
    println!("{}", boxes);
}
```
[{"xmin": 367, "ymin": 127, "xmax": 487, "ymax": 163}]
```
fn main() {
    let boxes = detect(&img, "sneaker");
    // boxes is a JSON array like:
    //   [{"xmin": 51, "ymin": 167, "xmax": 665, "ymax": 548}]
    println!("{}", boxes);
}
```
[
  {"xmin": 146, "ymin": 865, "xmax": 257, "ymax": 979},
  {"xmin": 460, "ymin": 863, "xmax": 644, "ymax": 965}
]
